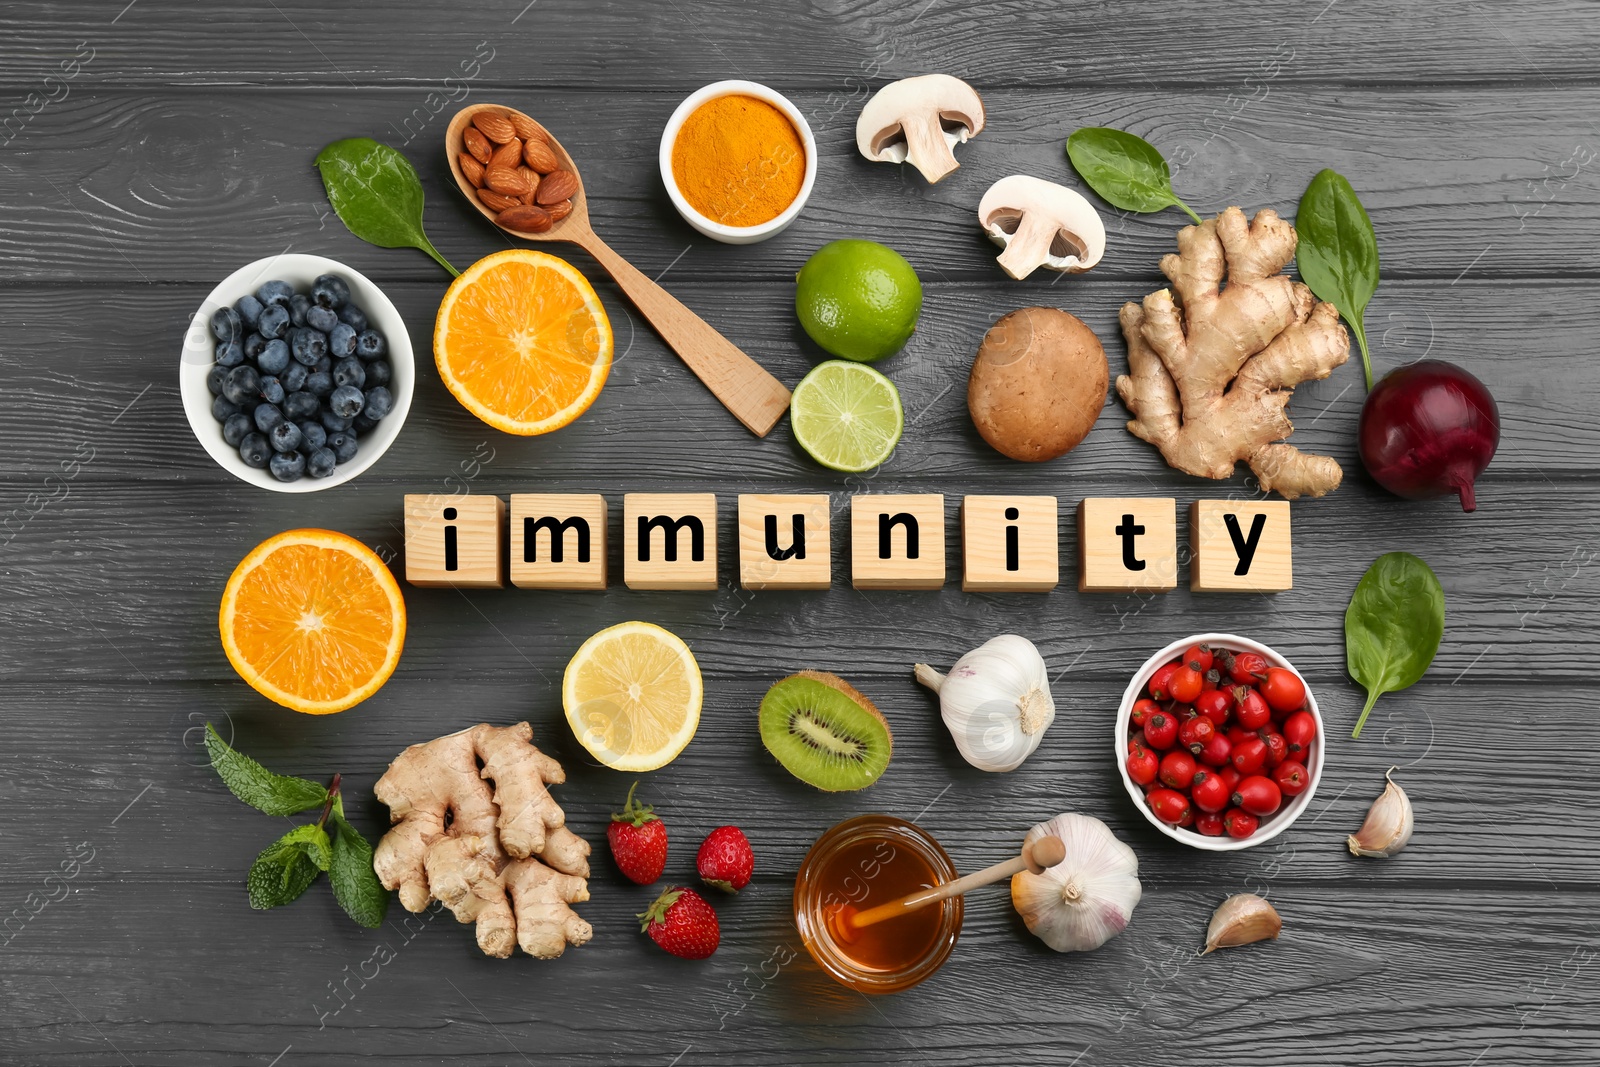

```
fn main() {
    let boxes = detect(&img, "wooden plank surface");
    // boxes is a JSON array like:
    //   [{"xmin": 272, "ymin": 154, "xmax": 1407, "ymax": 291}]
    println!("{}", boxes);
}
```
[{"xmin": 1, "ymin": 2, "xmax": 1597, "ymax": 1065}]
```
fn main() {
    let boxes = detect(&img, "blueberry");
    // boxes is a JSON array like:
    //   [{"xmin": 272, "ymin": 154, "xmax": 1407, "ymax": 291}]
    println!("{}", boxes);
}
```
[
  {"xmin": 257, "ymin": 338, "xmax": 290, "ymax": 375},
  {"xmin": 306, "ymin": 305, "xmax": 339, "ymax": 332},
  {"xmin": 298, "ymin": 421, "xmax": 327, "ymax": 452},
  {"xmin": 258, "ymin": 376, "xmax": 285, "ymax": 406},
  {"xmin": 361, "ymin": 386, "xmax": 394, "ymax": 421},
  {"xmin": 256, "ymin": 280, "xmax": 293, "ymax": 307},
  {"xmin": 321, "ymin": 410, "xmax": 353, "ymax": 434},
  {"xmin": 327, "ymin": 431, "xmax": 359, "ymax": 464},
  {"xmin": 332, "ymin": 357, "xmax": 366, "ymax": 390},
  {"xmin": 206, "ymin": 364, "xmax": 227, "ymax": 396},
  {"xmin": 313, "ymin": 354, "xmax": 333, "ymax": 375},
  {"xmin": 243, "ymin": 332, "xmax": 267, "ymax": 360},
  {"xmin": 284, "ymin": 390, "xmax": 320, "ymax": 420},
  {"xmin": 281, "ymin": 362, "xmax": 308, "ymax": 393},
  {"xmin": 235, "ymin": 293, "xmax": 264, "ymax": 330},
  {"xmin": 253, "ymin": 403, "xmax": 285, "ymax": 433},
  {"xmin": 222, "ymin": 412, "xmax": 253, "ymax": 447},
  {"xmin": 269, "ymin": 450, "xmax": 306, "ymax": 482},
  {"xmin": 257, "ymin": 303, "xmax": 290, "ymax": 340},
  {"xmin": 306, "ymin": 447, "xmax": 338, "ymax": 478},
  {"xmin": 329, "ymin": 385, "xmax": 365, "ymax": 419},
  {"xmin": 311, "ymin": 274, "xmax": 350, "ymax": 309},
  {"xmin": 239, "ymin": 432, "xmax": 272, "ymax": 469},
  {"xmin": 223, "ymin": 364, "xmax": 260, "ymax": 405},
  {"xmin": 328, "ymin": 322, "xmax": 357, "ymax": 358},
  {"xmin": 305, "ymin": 371, "xmax": 334, "ymax": 398},
  {"xmin": 214, "ymin": 339, "xmax": 245, "ymax": 368},
  {"xmin": 212, "ymin": 395, "xmax": 240, "ymax": 421},
  {"xmin": 336, "ymin": 303, "xmax": 368, "ymax": 332},
  {"xmin": 291, "ymin": 328, "xmax": 327, "ymax": 365},
  {"xmin": 364, "ymin": 360, "xmax": 391, "ymax": 387},
  {"xmin": 210, "ymin": 306, "xmax": 241, "ymax": 343},
  {"xmin": 269, "ymin": 420, "xmax": 303, "ymax": 454},
  {"xmin": 355, "ymin": 329, "xmax": 386, "ymax": 360},
  {"xmin": 352, "ymin": 413, "xmax": 379, "ymax": 434},
  {"xmin": 289, "ymin": 293, "xmax": 311, "ymax": 328}
]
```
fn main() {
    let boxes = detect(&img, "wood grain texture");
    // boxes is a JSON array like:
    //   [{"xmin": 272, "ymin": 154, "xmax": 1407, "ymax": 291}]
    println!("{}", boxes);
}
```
[{"xmin": 1, "ymin": 1, "xmax": 1597, "ymax": 1065}]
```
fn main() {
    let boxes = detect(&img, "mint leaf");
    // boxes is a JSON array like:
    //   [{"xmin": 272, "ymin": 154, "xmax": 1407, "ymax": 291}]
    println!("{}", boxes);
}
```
[
  {"xmin": 206, "ymin": 724, "xmax": 328, "ymax": 816},
  {"xmin": 328, "ymin": 813, "xmax": 389, "ymax": 929},
  {"xmin": 246, "ymin": 826, "xmax": 329, "ymax": 910}
]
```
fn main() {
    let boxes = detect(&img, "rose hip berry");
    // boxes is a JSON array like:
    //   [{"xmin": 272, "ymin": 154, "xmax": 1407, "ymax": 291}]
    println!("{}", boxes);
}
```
[
  {"xmin": 1183, "ymin": 644, "xmax": 1214, "ymax": 672},
  {"xmin": 1232, "ymin": 775, "xmax": 1283, "ymax": 817},
  {"xmin": 1195, "ymin": 811, "xmax": 1226, "ymax": 837},
  {"xmin": 1148, "ymin": 662, "xmax": 1179, "ymax": 701},
  {"xmin": 1223, "ymin": 807, "xmax": 1259, "ymax": 839},
  {"xmin": 1159, "ymin": 750, "xmax": 1198, "ymax": 790},
  {"xmin": 1282, "ymin": 710, "xmax": 1317, "ymax": 761},
  {"xmin": 1191, "ymin": 771, "xmax": 1230, "ymax": 813},
  {"xmin": 1144, "ymin": 711, "xmax": 1178, "ymax": 750},
  {"xmin": 1231, "ymin": 735, "xmax": 1268, "ymax": 775},
  {"xmin": 1257, "ymin": 667, "xmax": 1306, "ymax": 713},
  {"xmin": 1147, "ymin": 788, "xmax": 1191, "ymax": 825},
  {"xmin": 1234, "ymin": 686, "xmax": 1272, "ymax": 730},
  {"xmin": 1195, "ymin": 689, "xmax": 1231, "ymax": 727},
  {"xmin": 1260, "ymin": 729, "xmax": 1288, "ymax": 768},
  {"xmin": 1227, "ymin": 651, "xmax": 1269, "ymax": 685},
  {"xmin": 1169, "ymin": 664, "xmax": 1204, "ymax": 704},
  {"xmin": 1126, "ymin": 746, "xmax": 1158, "ymax": 786},
  {"xmin": 1215, "ymin": 764, "xmax": 1242, "ymax": 792},
  {"xmin": 1273, "ymin": 759, "xmax": 1310, "ymax": 797},
  {"xmin": 1197, "ymin": 732, "xmax": 1233, "ymax": 768},
  {"xmin": 1179, "ymin": 716, "xmax": 1215, "ymax": 754},
  {"xmin": 1130, "ymin": 698, "xmax": 1161, "ymax": 729}
]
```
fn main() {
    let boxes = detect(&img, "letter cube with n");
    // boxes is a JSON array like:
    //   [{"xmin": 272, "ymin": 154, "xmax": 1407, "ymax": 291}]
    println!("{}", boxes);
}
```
[
  {"xmin": 1190, "ymin": 500, "xmax": 1292, "ymax": 592},
  {"xmin": 623, "ymin": 493, "xmax": 717, "ymax": 590},
  {"xmin": 403, "ymin": 494, "xmax": 505, "ymax": 588},
  {"xmin": 851, "ymin": 494, "xmax": 945, "ymax": 590},
  {"xmin": 1076, "ymin": 498, "xmax": 1177, "ymax": 593},
  {"xmin": 510, "ymin": 494, "xmax": 608, "ymax": 590},
  {"xmin": 738, "ymin": 494, "xmax": 831, "ymax": 590}
]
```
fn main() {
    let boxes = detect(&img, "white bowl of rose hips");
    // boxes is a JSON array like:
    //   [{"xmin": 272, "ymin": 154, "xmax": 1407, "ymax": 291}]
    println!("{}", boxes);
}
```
[{"xmin": 1116, "ymin": 634, "xmax": 1325, "ymax": 852}]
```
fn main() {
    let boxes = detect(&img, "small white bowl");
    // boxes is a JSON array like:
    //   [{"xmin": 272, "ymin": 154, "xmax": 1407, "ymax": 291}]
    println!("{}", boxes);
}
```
[
  {"xmin": 658, "ymin": 80, "xmax": 817, "ymax": 244},
  {"xmin": 1114, "ymin": 633, "xmax": 1326, "ymax": 852},
  {"xmin": 180, "ymin": 254, "xmax": 414, "ymax": 493}
]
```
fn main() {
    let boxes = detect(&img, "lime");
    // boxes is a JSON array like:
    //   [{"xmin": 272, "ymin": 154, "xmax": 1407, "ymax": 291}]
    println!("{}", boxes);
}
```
[
  {"xmin": 795, "ymin": 239, "xmax": 922, "ymax": 362},
  {"xmin": 790, "ymin": 360, "xmax": 904, "ymax": 472}
]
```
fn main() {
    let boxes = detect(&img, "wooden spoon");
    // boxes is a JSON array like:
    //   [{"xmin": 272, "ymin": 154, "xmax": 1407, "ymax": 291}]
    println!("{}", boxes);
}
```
[{"xmin": 445, "ymin": 103, "xmax": 791, "ymax": 437}]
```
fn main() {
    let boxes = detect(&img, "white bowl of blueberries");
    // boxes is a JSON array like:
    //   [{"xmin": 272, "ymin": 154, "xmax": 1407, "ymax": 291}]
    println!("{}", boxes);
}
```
[{"xmin": 180, "ymin": 253, "xmax": 413, "ymax": 491}]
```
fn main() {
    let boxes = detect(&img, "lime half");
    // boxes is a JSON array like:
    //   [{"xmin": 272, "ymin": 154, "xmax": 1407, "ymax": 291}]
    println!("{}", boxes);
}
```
[{"xmin": 790, "ymin": 360, "xmax": 904, "ymax": 472}]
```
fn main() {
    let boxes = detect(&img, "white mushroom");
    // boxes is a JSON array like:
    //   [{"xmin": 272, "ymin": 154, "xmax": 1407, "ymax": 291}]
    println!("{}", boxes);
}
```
[
  {"xmin": 978, "ymin": 175, "xmax": 1106, "ymax": 280},
  {"xmin": 855, "ymin": 75, "xmax": 985, "ymax": 184}
]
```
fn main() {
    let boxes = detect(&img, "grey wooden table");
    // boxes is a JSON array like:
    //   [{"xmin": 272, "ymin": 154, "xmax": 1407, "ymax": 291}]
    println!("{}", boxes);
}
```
[{"xmin": 3, "ymin": 1, "xmax": 1598, "ymax": 1064}]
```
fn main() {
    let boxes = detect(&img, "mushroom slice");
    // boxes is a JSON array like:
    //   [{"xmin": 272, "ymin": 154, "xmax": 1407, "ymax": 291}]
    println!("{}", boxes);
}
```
[
  {"xmin": 978, "ymin": 175, "xmax": 1106, "ymax": 280},
  {"xmin": 855, "ymin": 75, "xmax": 985, "ymax": 184}
]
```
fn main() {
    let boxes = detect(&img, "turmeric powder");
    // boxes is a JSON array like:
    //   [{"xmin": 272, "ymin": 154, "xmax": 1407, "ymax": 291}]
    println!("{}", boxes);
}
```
[{"xmin": 671, "ymin": 94, "xmax": 805, "ymax": 227}]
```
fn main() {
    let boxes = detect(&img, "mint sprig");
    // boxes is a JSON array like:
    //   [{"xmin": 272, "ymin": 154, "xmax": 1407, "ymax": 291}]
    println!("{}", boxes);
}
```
[{"xmin": 205, "ymin": 723, "xmax": 328, "ymax": 816}]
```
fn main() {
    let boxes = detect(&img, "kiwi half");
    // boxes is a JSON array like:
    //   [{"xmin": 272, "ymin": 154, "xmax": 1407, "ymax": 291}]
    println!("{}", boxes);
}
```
[{"xmin": 759, "ymin": 670, "xmax": 892, "ymax": 791}]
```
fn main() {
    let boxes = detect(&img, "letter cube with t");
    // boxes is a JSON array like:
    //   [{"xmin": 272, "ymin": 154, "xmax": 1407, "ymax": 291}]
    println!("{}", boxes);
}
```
[
  {"xmin": 403, "ymin": 494, "xmax": 505, "ymax": 588},
  {"xmin": 623, "ymin": 493, "xmax": 718, "ymax": 590},
  {"xmin": 850, "ymin": 494, "xmax": 945, "ymax": 590},
  {"xmin": 510, "ymin": 494, "xmax": 608, "ymax": 590},
  {"xmin": 1076, "ymin": 498, "xmax": 1177, "ymax": 593},
  {"xmin": 738, "ymin": 494, "xmax": 831, "ymax": 590},
  {"xmin": 1189, "ymin": 500, "xmax": 1292, "ymax": 592}
]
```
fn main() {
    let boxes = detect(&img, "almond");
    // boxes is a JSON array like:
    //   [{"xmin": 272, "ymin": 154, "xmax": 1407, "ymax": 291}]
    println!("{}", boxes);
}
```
[
  {"xmin": 508, "ymin": 112, "xmax": 544, "ymax": 142},
  {"xmin": 485, "ymin": 166, "xmax": 532, "ymax": 197},
  {"xmin": 473, "ymin": 111, "xmax": 517, "ymax": 144},
  {"xmin": 497, "ymin": 204, "xmax": 553, "ymax": 234},
  {"xmin": 489, "ymin": 137, "xmax": 523, "ymax": 170},
  {"xmin": 523, "ymin": 138, "xmax": 560, "ymax": 174},
  {"xmin": 458, "ymin": 153, "xmax": 486, "ymax": 188},
  {"xmin": 477, "ymin": 188, "xmax": 522, "ymax": 213},
  {"xmin": 463, "ymin": 127, "xmax": 492, "ymax": 165},
  {"xmin": 518, "ymin": 166, "xmax": 541, "ymax": 198},
  {"xmin": 546, "ymin": 198, "xmax": 574, "ymax": 223},
  {"xmin": 535, "ymin": 169, "xmax": 579, "ymax": 206}
]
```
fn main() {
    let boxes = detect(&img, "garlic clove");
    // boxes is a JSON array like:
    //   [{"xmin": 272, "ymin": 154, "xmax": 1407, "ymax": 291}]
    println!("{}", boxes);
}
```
[
  {"xmin": 1202, "ymin": 893, "xmax": 1281, "ymax": 955},
  {"xmin": 1347, "ymin": 768, "xmax": 1414, "ymax": 858}
]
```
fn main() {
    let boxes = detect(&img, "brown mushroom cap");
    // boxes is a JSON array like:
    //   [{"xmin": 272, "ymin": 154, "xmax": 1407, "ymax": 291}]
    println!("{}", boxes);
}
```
[{"xmin": 967, "ymin": 307, "xmax": 1108, "ymax": 462}]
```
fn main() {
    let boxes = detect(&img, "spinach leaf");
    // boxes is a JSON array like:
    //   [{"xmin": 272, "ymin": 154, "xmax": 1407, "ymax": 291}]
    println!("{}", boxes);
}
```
[
  {"xmin": 328, "ymin": 811, "xmax": 389, "ymax": 929},
  {"xmin": 1066, "ymin": 128, "xmax": 1202, "ymax": 224},
  {"xmin": 206, "ymin": 723, "xmax": 328, "ymax": 816},
  {"xmin": 1345, "ymin": 552, "xmax": 1445, "ymax": 738},
  {"xmin": 1296, "ymin": 168, "xmax": 1380, "ymax": 388},
  {"xmin": 246, "ymin": 825, "xmax": 331, "ymax": 910},
  {"xmin": 315, "ymin": 137, "xmax": 459, "ymax": 277}
]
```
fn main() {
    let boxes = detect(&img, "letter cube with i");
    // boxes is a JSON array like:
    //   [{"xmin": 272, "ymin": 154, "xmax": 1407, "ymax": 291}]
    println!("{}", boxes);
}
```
[
  {"xmin": 623, "ymin": 493, "xmax": 718, "ymax": 590},
  {"xmin": 850, "ymin": 494, "xmax": 945, "ymax": 590},
  {"xmin": 509, "ymin": 494, "xmax": 608, "ymax": 590},
  {"xmin": 403, "ymin": 494, "xmax": 505, "ymax": 588},
  {"xmin": 961, "ymin": 496, "xmax": 1059, "ymax": 592},
  {"xmin": 738, "ymin": 494, "xmax": 831, "ymax": 590},
  {"xmin": 1076, "ymin": 498, "xmax": 1177, "ymax": 593},
  {"xmin": 1189, "ymin": 500, "xmax": 1292, "ymax": 592}
]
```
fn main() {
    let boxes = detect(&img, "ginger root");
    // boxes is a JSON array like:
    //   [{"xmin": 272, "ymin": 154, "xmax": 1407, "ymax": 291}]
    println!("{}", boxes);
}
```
[
  {"xmin": 373, "ymin": 722, "xmax": 592, "ymax": 959},
  {"xmin": 1117, "ymin": 206, "xmax": 1350, "ymax": 499}
]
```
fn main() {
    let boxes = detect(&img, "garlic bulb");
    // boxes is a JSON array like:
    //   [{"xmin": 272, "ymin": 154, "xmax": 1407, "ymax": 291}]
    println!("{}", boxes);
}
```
[
  {"xmin": 1010, "ymin": 812, "xmax": 1140, "ymax": 952},
  {"xmin": 1203, "ymin": 893, "xmax": 1281, "ymax": 954},
  {"xmin": 1347, "ymin": 768, "xmax": 1413, "ymax": 858},
  {"xmin": 914, "ymin": 634, "xmax": 1055, "ymax": 772}
]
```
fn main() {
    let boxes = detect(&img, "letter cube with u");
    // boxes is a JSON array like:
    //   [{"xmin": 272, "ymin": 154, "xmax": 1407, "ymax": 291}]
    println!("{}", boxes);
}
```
[
  {"xmin": 623, "ymin": 493, "xmax": 718, "ymax": 590},
  {"xmin": 738, "ymin": 495, "xmax": 831, "ymax": 589}
]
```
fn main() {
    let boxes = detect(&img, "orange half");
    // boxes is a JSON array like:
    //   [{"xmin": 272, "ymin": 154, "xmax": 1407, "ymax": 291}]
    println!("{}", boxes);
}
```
[
  {"xmin": 219, "ymin": 529, "xmax": 406, "ymax": 715},
  {"xmin": 434, "ymin": 249, "xmax": 613, "ymax": 435}
]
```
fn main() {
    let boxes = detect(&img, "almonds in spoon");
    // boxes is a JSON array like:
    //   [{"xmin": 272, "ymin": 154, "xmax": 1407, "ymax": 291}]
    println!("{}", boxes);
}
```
[{"xmin": 457, "ymin": 108, "xmax": 578, "ymax": 234}]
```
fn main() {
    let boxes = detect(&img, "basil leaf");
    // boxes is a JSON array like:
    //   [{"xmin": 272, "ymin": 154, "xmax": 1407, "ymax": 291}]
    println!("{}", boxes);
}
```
[
  {"xmin": 314, "ymin": 137, "xmax": 459, "ymax": 277},
  {"xmin": 328, "ymin": 813, "xmax": 389, "ymax": 929},
  {"xmin": 246, "ymin": 826, "xmax": 330, "ymax": 910},
  {"xmin": 1066, "ymin": 128, "xmax": 1201, "ymax": 224},
  {"xmin": 1296, "ymin": 168, "xmax": 1380, "ymax": 388},
  {"xmin": 206, "ymin": 724, "xmax": 328, "ymax": 817},
  {"xmin": 1345, "ymin": 552, "xmax": 1445, "ymax": 738}
]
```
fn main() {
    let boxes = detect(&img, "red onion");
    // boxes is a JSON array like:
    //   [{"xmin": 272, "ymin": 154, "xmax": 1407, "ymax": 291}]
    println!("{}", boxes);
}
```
[{"xmin": 1358, "ymin": 360, "xmax": 1499, "ymax": 511}]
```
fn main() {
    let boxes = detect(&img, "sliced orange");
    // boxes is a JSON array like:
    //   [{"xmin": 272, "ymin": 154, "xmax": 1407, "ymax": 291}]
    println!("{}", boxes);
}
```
[
  {"xmin": 434, "ymin": 249, "xmax": 613, "ymax": 435},
  {"xmin": 219, "ymin": 529, "xmax": 406, "ymax": 715}
]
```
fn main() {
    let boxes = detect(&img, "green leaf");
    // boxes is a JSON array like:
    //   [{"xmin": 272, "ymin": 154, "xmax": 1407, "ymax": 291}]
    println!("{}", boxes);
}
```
[
  {"xmin": 246, "ymin": 825, "xmax": 331, "ymax": 910},
  {"xmin": 206, "ymin": 724, "xmax": 328, "ymax": 817},
  {"xmin": 1345, "ymin": 552, "xmax": 1445, "ymax": 738},
  {"xmin": 1066, "ymin": 128, "xmax": 1202, "ymax": 224},
  {"xmin": 328, "ymin": 813, "xmax": 389, "ymax": 929},
  {"xmin": 314, "ymin": 137, "xmax": 459, "ymax": 277},
  {"xmin": 1296, "ymin": 168, "xmax": 1380, "ymax": 388}
]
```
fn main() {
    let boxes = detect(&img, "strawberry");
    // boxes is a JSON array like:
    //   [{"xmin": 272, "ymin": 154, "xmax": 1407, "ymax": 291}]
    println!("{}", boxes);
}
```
[
  {"xmin": 607, "ymin": 782, "xmax": 667, "ymax": 885},
  {"xmin": 696, "ymin": 825, "xmax": 754, "ymax": 893},
  {"xmin": 638, "ymin": 886, "xmax": 720, "ymax": 959}
]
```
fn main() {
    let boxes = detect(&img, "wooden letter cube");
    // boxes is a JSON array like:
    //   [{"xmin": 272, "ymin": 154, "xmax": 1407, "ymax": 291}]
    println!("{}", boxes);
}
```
[
  {"xmin": 1077, "ymin": 498, "xmax": 1177, "ymax": 593},
  {"xmin": 403, "ymin": 494, "xmax": 505, "ymax": 588},
  {"xmin": 623, "ymin": 493, "xmax": 718, "ymax": 590},
  {"xmin": 1190, "ymin": 500, "xmax": 1292, "ymax": 592},
  {"xmin": 738, "ymin": 494, "xmax": 831, "ymax": 590},
  {"xmin": 850, "ymin": 494, "xmax": 945, "ymax": 590},
  {"xmin": 962, "ymin": 496, "xmax": 1059, "ymax": 592},
  {"xmin": 509, "ymin": 494, "xmax": 608, "ymax": 590}
]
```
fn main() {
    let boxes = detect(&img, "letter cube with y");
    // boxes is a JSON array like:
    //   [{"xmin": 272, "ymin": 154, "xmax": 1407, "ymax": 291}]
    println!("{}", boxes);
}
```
[
  {"xmin": 623, "ymin": 493, "xmax": 717, "ymax": 590},
  {"xmin": 851, "ymin": 494, "xmax": 945, "ymax": 590},
  {"xmin": 510, "ymin": 494, "xmax": 608, "ymax": 590},
  {"xmin": 738, "ymin": 494, "xmax": 831, "ymax": 590},
  {"xmin": 962, "ymin": 496, "xmax": 1059, "ymax": 592},
  {"xmin": 1077, "ymin": 498, "xmax": 1177, "ymax": 593},
  {"xmin": 1190, "ymin": 500, "xmax": 1292, "ymax": 592},
  {"xmin": 403, "ymin": 494, "xmax": 505, "ymax": 588}
]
